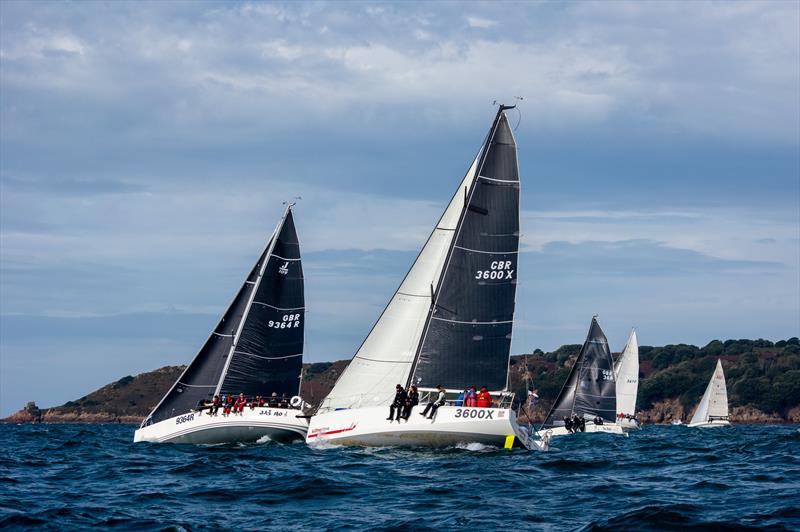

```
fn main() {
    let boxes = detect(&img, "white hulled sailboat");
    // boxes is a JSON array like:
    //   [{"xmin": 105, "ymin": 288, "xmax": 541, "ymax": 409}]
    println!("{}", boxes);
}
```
[
  {"xmin": 306, "ymin": 106, "xmax": 538, "ymax": 450},
  {"xmin": 688, "ymin": 359, "xmax": 730, "ymax": 428},
  {"xmin": 614, "ymin": 329, "xmax": 640, "ymax": 430},
  {"xmin": 538, "ymin": 317, "xmax": 625, "ymax": 439},
  {"xmin": 134, "ymin": 204, "xmax": 310, "ymax": 444}
]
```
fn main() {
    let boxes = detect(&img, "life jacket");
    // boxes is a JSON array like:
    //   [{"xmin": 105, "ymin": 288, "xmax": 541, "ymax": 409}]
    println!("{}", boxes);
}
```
[
  {"xmin": 465, "ymin": 390, "xmax": 477, "ymax": 407},
  {"xmin": 476, "ymin": 391, "xmax": 490, "ymax": 408}
]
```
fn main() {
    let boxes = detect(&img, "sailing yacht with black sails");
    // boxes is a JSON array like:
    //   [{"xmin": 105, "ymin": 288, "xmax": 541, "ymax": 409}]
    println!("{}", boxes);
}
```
[
  {"xmin": 538, "ymin": 316, "xmax": 624, "ymax": 439},
  {"xmin": 134, "ymin": 204, "xmax": 309, "ymax": 444},
  {"xmin": 306, "ymin": 106, "xmax": 537, "ymax": 449}
]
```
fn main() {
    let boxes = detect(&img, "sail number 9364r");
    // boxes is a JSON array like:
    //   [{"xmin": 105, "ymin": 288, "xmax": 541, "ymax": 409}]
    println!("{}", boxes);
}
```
[
  {"xmin": 268, "ymin": 314, "xmax": 301, "ymax": 329},
  {"xmin": 475, "ymin": 261, "xmax": 514, "ymax": 280}
]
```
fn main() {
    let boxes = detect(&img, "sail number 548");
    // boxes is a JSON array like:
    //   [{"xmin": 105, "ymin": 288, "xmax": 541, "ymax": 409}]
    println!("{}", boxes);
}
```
[
  {"xmin": 475, "ymin": 261, "xmax": 514, "ymax": 280},
  {"xmin": 268, "ymin": 314, "xmax": 301, "ymax": 329}
]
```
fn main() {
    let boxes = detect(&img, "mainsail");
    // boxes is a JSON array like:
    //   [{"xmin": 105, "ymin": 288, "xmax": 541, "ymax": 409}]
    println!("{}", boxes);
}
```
[
  {"xmin": 319, "ymin": 107, "xmax": 519, "ymax": 412},
  {"xmin": 541, "ymin": 317, "xmax": 617, "ymax": 428},
  {"xmin": 143, "ymin": 205, "xmax": 304, "ymax": 425},
  {"xmin": 689, "ymin": 359, "xmax": 729, "ymax": 424},
  {"xmin": 614, "ymin": 329, "xmax": 639, "ymax": 417}
]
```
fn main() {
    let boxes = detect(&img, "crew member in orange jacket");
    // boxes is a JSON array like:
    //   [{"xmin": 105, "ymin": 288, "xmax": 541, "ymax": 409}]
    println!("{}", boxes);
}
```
[{"xmin": 476, "ymin": 386, "xmax": 493, "ymax": 408}]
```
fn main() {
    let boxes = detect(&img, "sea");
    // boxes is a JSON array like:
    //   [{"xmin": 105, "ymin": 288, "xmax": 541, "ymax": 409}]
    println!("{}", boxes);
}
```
[{"xmin": 1, "ymin": 424, "xmax": 798, "ymax": 531}]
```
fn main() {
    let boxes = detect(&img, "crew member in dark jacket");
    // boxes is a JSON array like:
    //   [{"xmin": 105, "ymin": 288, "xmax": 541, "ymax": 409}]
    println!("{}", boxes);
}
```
[
  {"xmin": 387, "ymin": 384, "xmax": 407, "ymax": 421},
  {"xmin": 402, "ymin": 385, "xmax": 419, "ymax": 420}
]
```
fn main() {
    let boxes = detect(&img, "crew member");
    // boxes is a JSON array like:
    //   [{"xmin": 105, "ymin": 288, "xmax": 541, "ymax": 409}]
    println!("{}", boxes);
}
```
[
  {"xmin": 464, "ymin": 386, "xmax": 477, "ymax": 407},
  {"xmin": 419, "ymin": 385, "xmax": 446, "ymax": 420},
  {"xmin": 387, "ymin": 384, "xmax": 407, "ymax": 421},
  {"xmin": 476, "ymin": 386, "xmax": 492, "ymax": 408},
  {"xmin": 402, "ymin": 385, "xmax": 419, "ymax": 420}
]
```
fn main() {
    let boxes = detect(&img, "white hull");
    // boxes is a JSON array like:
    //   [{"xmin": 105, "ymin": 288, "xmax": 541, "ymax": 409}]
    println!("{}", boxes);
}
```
[
  {"xmin": 618, "ymin": 418, "xmax": 641, "ymax": 430},
  {"xmin": 133, "ymin": 407, "xmax": 308, "ymax": 444},
  {"xmin": 539, "ymin": 422, "xmax": 625, "ymax": 439},
  {"xmin": 688, "ymin": 420, "xmax": 731, "ymax": 429},
  {"xmin": 307, "ymin": 405, "xmax": 535, "ymax": 449}
]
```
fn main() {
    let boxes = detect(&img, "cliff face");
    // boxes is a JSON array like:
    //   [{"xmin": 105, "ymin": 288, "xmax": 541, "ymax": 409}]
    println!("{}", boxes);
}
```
[{"xmin": 4, "ymin": 338, "xmax": 799, "ymax": 424}]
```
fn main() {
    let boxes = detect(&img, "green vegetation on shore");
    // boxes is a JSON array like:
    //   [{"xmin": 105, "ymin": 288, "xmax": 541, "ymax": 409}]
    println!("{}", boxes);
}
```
[{"xmin": 5, "ymin": 338, "xmax": 799, "ymax": 423}]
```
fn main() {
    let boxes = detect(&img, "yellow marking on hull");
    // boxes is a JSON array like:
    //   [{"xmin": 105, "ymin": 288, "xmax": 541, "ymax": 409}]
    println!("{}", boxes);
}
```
[{"xmin": 504, "ymin": 434, "xmax": 515, "ymax": 449}]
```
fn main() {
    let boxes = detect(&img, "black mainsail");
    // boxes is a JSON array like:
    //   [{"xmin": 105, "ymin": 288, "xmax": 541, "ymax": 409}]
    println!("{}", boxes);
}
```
[
  {"xmin": 142, "ymin": 205, "xmax": 304, "ymax": 425},
  {"xmin": 410, "ymin": 106, "xmax": 520, "ymax": 391},
  {"xmin": 541, "ymin": 316, "xmax": 617, "ymax": 428}
]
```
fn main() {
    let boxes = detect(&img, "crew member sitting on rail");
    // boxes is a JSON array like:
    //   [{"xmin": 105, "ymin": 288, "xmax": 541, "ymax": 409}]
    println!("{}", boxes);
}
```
[
  {"xmin": 234, "ymin": 393, "xmax": 247, "ymax": 414},
  {"xmin": 387, "ymin": 384, "xmax": 407, "ymax": 421},
  {"xmin": 223, "ymin": 395, "xmax": 234, "ymax": 416},
  {"xmin": 419, "ymin": 385, "xmax": 446, "ymax": 420},
  {"xmin": 476, "ymin": 386, "xmax": 492, "ymax": 407},
  {"xmin": 402, "ymin": 385, "xmax": 419, "ymax": 420},
  {"xmin": 279, "ymin": 394, "xmax": 289, "ymax": 409},
  {"xmin": 464, "ymin": 385, "xmax": 477, "ymax": 407},
  {"xmin": 268, "ymin": 392, "xmax": 278, "ymax": 408},
  {"xmin": 563, "ymin": 415, "xmax": 574, "ymax": 433},
  {"xmin": 211, "ymin": 395, "xmax": 221, "ymax": 415}
]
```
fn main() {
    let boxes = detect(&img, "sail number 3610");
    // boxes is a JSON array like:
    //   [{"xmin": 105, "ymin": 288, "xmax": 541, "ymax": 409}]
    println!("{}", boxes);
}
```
[
  {"xmin": 475, "ymin": 261, "xmax": 514, "ymax": 280},
  {"xmin": 268, "ymin": 314, "xmax": 301, "ymax": 329}
]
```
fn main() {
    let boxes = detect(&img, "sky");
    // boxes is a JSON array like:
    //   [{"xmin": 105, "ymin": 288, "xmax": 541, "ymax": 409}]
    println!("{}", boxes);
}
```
[{"xmin": 1, "ymin": 1, "xmax": 798, "ymax": 416}]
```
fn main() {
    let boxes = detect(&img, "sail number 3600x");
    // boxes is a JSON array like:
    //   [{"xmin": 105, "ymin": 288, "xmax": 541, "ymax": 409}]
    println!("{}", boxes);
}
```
[
  {"xmin": 268, "ymin": 314, "xmax": 301, "ymax": 329},
  {"xmin": 475, "ymin": 261, "xmax": 514, "ymax": 280}
]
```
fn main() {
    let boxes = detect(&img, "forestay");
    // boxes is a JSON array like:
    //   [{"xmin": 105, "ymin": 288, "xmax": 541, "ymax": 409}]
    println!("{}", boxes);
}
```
[
  {"xmin": 614, "ymin": 329, "xmax": 639, "ymax": 417},
  {"xmin": 541, "ymin": 317, "xmax": 618, "ymax": 428}
]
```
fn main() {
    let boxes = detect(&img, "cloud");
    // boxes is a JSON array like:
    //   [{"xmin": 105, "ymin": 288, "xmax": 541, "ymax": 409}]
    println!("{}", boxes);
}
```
[{"xmin": 466, "ymin": 16, "xmax": 497, "ymax": 29}]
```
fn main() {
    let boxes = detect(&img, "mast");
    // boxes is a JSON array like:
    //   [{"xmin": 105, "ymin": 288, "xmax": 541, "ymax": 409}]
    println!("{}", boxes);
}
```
[{"xmin": 214, "ymin": 203, "xmax": 295, "ymax": 396}]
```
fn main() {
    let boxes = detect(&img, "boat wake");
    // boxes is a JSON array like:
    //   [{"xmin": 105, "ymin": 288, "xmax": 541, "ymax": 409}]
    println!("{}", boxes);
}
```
[{"xmin": 454, "ymin": 442, "xmax": 493, "ymax": 452}]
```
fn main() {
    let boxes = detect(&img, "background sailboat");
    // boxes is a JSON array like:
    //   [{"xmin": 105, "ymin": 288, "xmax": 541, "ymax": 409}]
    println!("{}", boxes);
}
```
[
  {"xmin": 307, "ymin": 105, "xmax": 536, "ymax": 449},
  {"xmin": 614, "ymin": 329, "xmax": 640, "ymax": 429},
  {"xmin": 688, "ymin": 359, "xmax": 730, "ymax": 428},
  {"xmin": 539, "ymin": 316, "xmax": 624, "ymax": 438},
  {"xmin": 134, "ymin": 204, "xmax": 309, "ymax": 444}
]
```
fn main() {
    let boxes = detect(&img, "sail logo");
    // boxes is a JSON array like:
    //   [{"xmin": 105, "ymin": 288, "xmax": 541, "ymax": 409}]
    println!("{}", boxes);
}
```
[
  {"xmin": 278, "ymin": 262, "xmax": 289, "ymax": 275},
  {"xmin": 475, "ymin": 260, "xmax": 514, "ymax": 280}
]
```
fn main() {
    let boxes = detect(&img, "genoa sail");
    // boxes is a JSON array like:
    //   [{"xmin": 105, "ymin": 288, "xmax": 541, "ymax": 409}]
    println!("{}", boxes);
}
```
[
  {"xmin": 143, "ymin": 205, "xmax": 303, "ymax": 425},
  {"xmin": 614, "ymin": 329, "xmax": 639, "ymax": 417},
  {"xmin": 689, "ymin": 359, "xmax": 728, "ymax": 425},
  {"xmin": 541, "ymin": 317, "xmax": 617, "ymax": 428},
  {"xmin": 411, "ymin": 110, "xmax": 520, "ymax": 391},
  {"xmin": 318, "ymin": 106, "xmax": 519, "ymax": 412}
]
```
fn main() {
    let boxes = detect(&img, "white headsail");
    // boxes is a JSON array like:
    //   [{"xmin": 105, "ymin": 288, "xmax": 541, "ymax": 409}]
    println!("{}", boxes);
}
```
[
  {"xmin": 614, "ymin": 329, "xmax": 639, "ymax": 418},
  {"xmin": 689, "ymin": 359, "xmax": 729, "ymax": 425},
  {"xmin": 318, "ymin": 157, "xmax": 479, "ymax": 412}
]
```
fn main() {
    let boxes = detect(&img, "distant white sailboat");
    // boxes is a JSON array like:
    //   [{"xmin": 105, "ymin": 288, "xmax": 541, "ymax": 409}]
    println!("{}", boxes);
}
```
[
  {"xmin": 614, "ymin": 329, "xmax": 640, "ymax": 430},
  {"xmin": 688, "ymin": 359, "xmax": 730, "ymax": 428}
]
